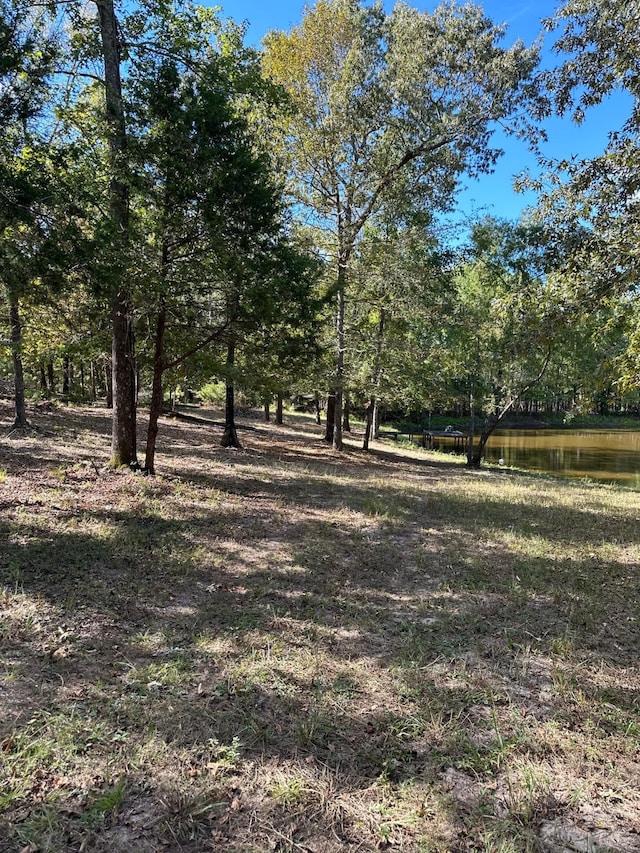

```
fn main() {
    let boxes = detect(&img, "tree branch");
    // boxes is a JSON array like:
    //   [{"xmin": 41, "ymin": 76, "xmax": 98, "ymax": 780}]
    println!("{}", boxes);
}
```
[
  {"xmin": 162, "ymin": 321, "xmax": 230, "ymax": 372},
  {"xmin": 351, "ymin": 133, "xmax": 458, "ymax": 238}
]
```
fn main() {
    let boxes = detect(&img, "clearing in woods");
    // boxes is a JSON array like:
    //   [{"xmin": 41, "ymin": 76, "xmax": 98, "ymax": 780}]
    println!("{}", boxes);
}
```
[{"xmin": 0, "ymin": 401, "xmax": 639, "ymax": 852}]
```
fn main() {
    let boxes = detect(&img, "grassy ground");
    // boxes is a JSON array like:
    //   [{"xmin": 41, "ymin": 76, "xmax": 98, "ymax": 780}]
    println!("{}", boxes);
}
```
[{"xmin": 0, "ymin": 400, "xmax": 639, "ymax": 853}]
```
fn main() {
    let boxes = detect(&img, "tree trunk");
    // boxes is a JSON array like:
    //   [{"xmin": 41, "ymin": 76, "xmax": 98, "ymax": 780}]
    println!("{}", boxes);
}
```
[
  {"xmin": 275, "ymin": 391, "xmax": 284, "ymax": 425},
  {"xmin": 342, "ymin": 391, "xmax": 351, "ymax": 432},
  {"xmin": 9, "ymin": 293, "xmax": 28, "ymax": 428},
  {"xmin": 333, "ymin": 265, "xmax": 346, "ymax": 450},
  {"xmin": 39, "ymin": 362, "xmax": 48, "ymax": 397},
  {"xmin": 96, "ymin": 0, "xmax": 137, "ymax": 468},
  {"xmin": 144, "ymin": 295, "xmax": 166, "ymax": 474},
  {"xmin": 110, "ymin": 293, "xmax": 137, "ymax": 465},
  {"xmin": 466, "ymin": 392, "xmax": 476, "ymax": 464},
  {"xmin": 372, "ymin": 400, "xmax": 381, "ymax": 439},
  {"xmin": 47, "ymin": 360, "xmax": 56, "ymax": 396},
  {"xmin": 363, "ymin": 398, "xmax": 374, "ymax": 451},
  {"xmin": 62, "ymin": 354, "xmax": 70, "ymax": 398},
  {"xmin": 90, "ymin": 361, "xmax": 97, "ymax": 402},
  {"xmin": 104, "ymin": 361, "xmax": 113, "ymax": 408},
  {"xmin": 362, "ymin": 310, "xmax": 385, "ymax": 451},
  {"xmin": 325, "ymin": 392, "xmax": 336, "ymax": 443},
  {"xmin": 221, "ymin": 338, "xmax": 242, "ymax": 449},
  {"xmin": 264, "ymin": 400, "xmax": 270, "ymax": 422},
  {"xmin": 466, "ymin": 418, "xmax": 496, "ymax": 468},
  {"xmin": 466, "ymin": 351, "xmax": 552, "ymax": 468},
  {"xmin": 144, "ymin": 214, "xmax": 175, "ymax": 473},
  {"xmin": 314, "ymin": 392, "xmax": 321, "ymax": 425}
]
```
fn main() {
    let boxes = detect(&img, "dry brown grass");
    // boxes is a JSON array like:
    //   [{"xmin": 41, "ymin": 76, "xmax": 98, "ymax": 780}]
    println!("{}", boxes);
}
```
[{"xmin": 0, "ymin": 400, "xmax": 639, "ymax": 852}]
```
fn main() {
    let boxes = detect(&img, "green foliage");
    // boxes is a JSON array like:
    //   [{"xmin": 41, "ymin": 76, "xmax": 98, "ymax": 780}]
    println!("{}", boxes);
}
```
[
  {"xmin": 527, "ymin": 0, "xmax": 640, "ymax": 396},
  {"xmin": 122, "ymin": 19, "xmax": 323, "ymax": 421},
  {"xmin": 263, "ymin": 0, "xmax": 542, "ymax": 235},
  {"xmin": 542, "ymin": 0, "xmax": 640, "ymax": 124},
  {"xmin": 423, "ymin": 217, "xmax": 574, "ymax": 461},
  {"xmin": 262, "ymin": 0, "xmax": 543, "ymax": 445},
  {"xmin": 0, "ymin": 0, "xmax": 59, "ymax": 130},
  {"xmin": 1, "ymin": 0, "xmax": 639, "ymax": 429},
  {"xmin": 199, "ymin": 380, "xmax": 226, "ymax": 405},
  {"xmin": 347, "ymin": 221, "xmax": 455, "ymax": 412}
]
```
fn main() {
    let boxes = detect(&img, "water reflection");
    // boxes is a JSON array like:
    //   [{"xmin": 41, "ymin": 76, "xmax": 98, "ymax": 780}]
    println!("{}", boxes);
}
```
[{"xmin": 484, "ymin": 429, "xmax": 640, "ymax": 487}]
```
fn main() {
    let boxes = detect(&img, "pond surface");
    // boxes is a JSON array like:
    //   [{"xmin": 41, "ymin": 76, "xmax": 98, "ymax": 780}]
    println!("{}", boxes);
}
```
[{"xmin": 484, "ymin": 429, "xmax": 640, "ymax": 487}]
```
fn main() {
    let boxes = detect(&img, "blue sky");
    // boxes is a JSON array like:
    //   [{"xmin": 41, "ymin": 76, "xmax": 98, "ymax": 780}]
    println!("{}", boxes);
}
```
[{"xmin": 216, "ymin": 0, "xmax": 631, "ymax": 223}]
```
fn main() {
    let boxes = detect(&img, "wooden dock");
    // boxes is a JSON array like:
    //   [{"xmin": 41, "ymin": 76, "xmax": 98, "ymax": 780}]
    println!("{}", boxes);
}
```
[
  {"xmin": 422, "ymin": 429, "xmax": 467, "ymax": 452},
  {"xmin": 378, "ymin": 428, "xmax": 468, "ymax": 453}
]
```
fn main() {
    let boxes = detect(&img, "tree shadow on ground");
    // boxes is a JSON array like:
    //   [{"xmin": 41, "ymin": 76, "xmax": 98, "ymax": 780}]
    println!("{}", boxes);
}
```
[{"xmin": 1, "ymin": 404, "xmax": 639, "ymax": 852}]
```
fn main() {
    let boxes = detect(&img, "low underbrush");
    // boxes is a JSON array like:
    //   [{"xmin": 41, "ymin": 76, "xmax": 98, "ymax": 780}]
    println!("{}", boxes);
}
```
[{"xmin": 0, "ymin": 401, "xmax": 638, "ymax": 852}]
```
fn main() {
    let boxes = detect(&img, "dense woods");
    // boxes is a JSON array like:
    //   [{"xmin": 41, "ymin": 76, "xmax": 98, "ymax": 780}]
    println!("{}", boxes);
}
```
[{"xmin": 2, "ymin": 0, "xmax": 640, "ymax": 467}]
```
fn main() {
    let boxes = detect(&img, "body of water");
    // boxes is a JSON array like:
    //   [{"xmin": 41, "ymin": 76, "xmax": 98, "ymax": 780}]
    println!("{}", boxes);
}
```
[{"xmin": 483, "ymin": 429, "xmax": 640, "ymax": 487}]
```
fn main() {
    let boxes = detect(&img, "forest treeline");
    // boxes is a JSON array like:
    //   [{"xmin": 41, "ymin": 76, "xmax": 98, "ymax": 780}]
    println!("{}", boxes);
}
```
[{"xmin": 1, "ymin": 0, "xmax": 639, "ymax": 469}]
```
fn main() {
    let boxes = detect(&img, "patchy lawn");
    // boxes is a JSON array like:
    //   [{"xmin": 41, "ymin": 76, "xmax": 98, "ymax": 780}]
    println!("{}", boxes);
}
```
[{"xmin": 0, "ymin": 400, "xmax": 639, "ymax": 852}]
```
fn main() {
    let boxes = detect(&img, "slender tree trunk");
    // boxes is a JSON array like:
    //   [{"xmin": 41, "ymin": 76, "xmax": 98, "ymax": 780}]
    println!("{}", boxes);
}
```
[
  {"xmin": 62, "ymin": 354, "xmax": 70, "ymax": 398},
  {"xmin": 47, "ymin": 360, "xmax": 56, "ymax": 396},
  {"xmin": 363, "ymin": 399, "xmax": 374, "ymax": 451},
  {"xmin": 9, "ymin": 292, "xmax": 28, "ymax": 428},
  {"xmin": 275, "ymin": 391, "xmax": 284, "ymax": 425},
  {"xmin": 466, "ymin": 390, "xmax": 476, "ymax": 463},
  {"xmin": 90, "ymin": 361, "xmax": 97, "ymax": 402},
  {"xmin": 372, "ymin": 400, "xmax": 381, "ymax": 439},
  {"xmin": 314, "ymin": 392, "xmax": 321, "ymax": 425},
  {"xmin": 39, "ymin": 362, "xmax": 48, "ymax": 397},
  {"xmin": 110, "ymin": 285, "xmax": 137, "ymax": 464},
  {"xmin": 79, "ymin": 362, "xmax": 85, "ymax": 398},
  {"xmin": 333, "ymin": 262, "xmax": 347, "ymax": 450},
  {"xmin": 466, "ymin": 414, "xmax": 496, "ymax": 468},
  {"xmin": 96, "ymin": 0, "xmax": 137, "ymax": 467},
  {"xmin": 104, "ymin": 361, "xmax": 113, "ymax": 408},
  {"xmin": 264, "ymin": 400, "xmax": 270, "ymax": 422},
  {"xmin": 342, "ymin": 391, "xmax": 351, "ymax": 432},
  {"xmin": 221, "ymin": 338, "xmax": 242, "ymax": 449},
  {"xmin": 466, "ymin": 351, "xmax": 552, "ymax": 469},
  {"xmin": 362, "ymin": 309, "xmax": 385, "ymax": 451},
  {"xmin": 144, "ymin": 295, "xmax": 166, "ymax": 474},
  {"xmin": 144, "ymin": 214, "xmax": 175, "ymax": 474},
  {"xmin": 325, "ymin": 392, "xmax": 336, "ymax": 443}
]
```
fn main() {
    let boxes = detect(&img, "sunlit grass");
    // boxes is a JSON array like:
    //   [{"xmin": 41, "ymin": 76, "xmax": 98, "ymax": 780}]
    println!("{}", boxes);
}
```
[{"xmin": 1, "ymin": 403, "xmax": 639, "ymax": 851}]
